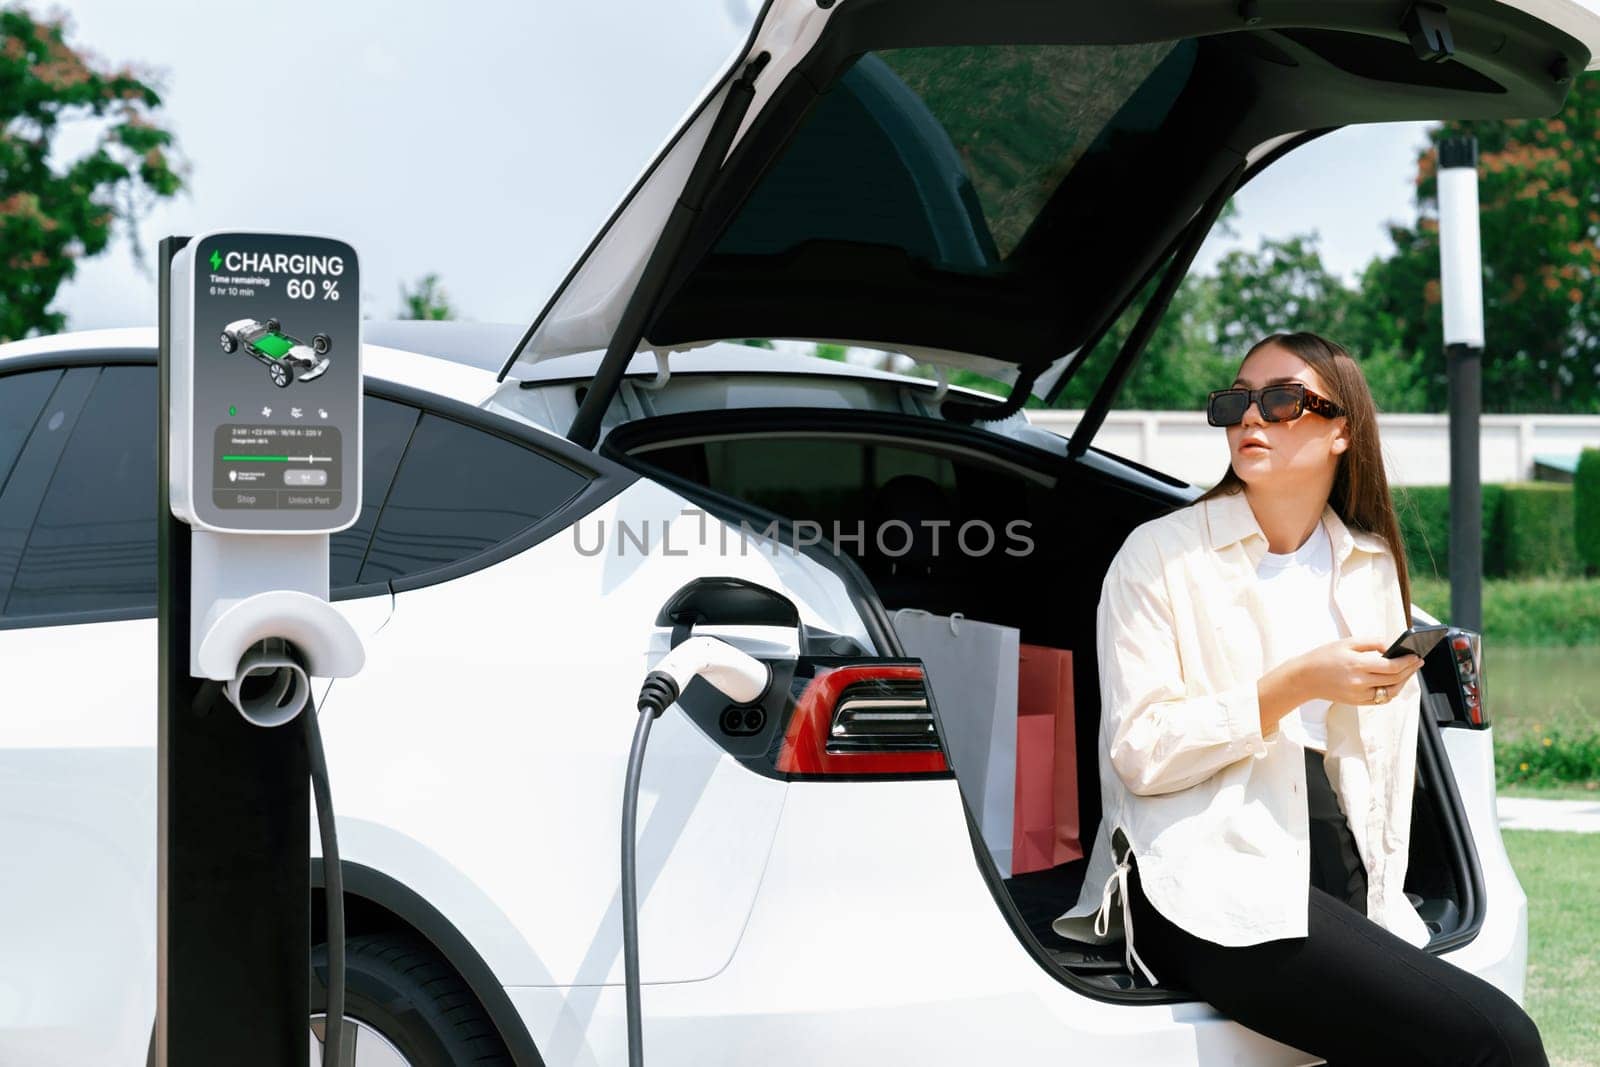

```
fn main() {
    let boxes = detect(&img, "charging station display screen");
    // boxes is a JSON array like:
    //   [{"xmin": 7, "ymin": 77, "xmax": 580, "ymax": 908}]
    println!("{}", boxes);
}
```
[{"xmin": 181, "ymin": 232, "xmax": 361, "ymax": 533}]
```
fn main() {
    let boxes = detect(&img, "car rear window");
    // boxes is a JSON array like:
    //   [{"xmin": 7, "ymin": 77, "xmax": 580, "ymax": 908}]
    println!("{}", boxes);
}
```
[{"xmin": 712, "ymin": 40, "xmax": 1192, "ymax": 271}]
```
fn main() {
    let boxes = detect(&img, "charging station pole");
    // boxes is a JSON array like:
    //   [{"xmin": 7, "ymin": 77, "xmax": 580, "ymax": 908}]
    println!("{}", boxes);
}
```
[{"xmin": 157, "ymin": 232, "xmax": 363, "ymax": 1066}]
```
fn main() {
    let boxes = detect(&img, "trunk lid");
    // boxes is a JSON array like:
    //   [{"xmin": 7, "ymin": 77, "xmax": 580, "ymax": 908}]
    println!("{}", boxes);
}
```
[{"xmin": 501, "ymin": 0, "xmax": 1594, "ymax": 431}]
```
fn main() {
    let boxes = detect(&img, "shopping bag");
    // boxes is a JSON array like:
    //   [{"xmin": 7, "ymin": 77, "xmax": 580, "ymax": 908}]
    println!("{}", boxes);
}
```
[
  {"xmin": 892, "ymin": 608, "xmax": 1019, "ymax": 877},
  {"xmin": 1012, "ymin": 642, "xmax": 1081, "ymax": 875}
]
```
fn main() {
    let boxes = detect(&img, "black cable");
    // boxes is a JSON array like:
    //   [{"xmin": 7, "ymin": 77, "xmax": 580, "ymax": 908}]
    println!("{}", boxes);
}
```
[
  {"xmin": 623, "ymin": 669, "xmax": 679, "ymax": 1067},
  {"xmin": 621, "ymin": 703, "xmax": 656, "ymax": 1067},
  {"xmin": 305, "ymin": 690, "xmax": 345, "ymax": 1067}
]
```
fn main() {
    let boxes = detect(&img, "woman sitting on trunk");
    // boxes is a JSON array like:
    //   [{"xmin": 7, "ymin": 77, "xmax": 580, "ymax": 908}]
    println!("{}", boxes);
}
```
[{"xmin": 1052, "ymin": 331, "xmax": 1548, "ymax": 1067}]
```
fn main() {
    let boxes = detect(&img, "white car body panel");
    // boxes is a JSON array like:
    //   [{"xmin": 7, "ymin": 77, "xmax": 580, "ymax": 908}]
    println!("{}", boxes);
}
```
[
  {"xmin": 1441, "ymin": 726, "xmax": 1531, "ymax": 1003},
  {"xmin": 313, "ymin": 476, "xmax": 869, "ymax": 989},
  {"xmin": 508, "ymin": 781, "xmax": 1326, "ymax": 1067}
]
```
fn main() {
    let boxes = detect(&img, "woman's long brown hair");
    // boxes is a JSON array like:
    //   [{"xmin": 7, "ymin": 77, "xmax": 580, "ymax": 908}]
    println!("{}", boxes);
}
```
[{"xmin": 1190, "ymin": 331, "xmax": 1413, "ymax": 617}]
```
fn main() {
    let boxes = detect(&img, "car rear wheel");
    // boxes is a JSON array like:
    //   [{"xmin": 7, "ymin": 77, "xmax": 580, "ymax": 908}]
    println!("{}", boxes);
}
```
[
  {"xmin": 220, "ymin": 332, "xmax": 236, "ymax": 353},
  {"xmin": 313, "ymin": 333, "xmax": 332, "ymax": 355},
  {"xmin": 270, "ymin": 361, "xmax": 293, "ymax": 387},
  {"xmin": 266, "ymin": 317, "xmax": 281, "ymax": 332},
  {"xmin": 310, "ymin": 932, "xmax": 514, "ymax": 1067}
]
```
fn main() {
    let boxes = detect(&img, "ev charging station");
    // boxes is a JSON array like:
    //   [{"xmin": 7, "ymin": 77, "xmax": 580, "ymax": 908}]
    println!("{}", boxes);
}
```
[
  {"xmin": 156, "ymin": 231, "xmax": 363, "ymax": 1066},
  {"xmin": 150, "ymin": 230, "xmax": 790, "ymax": 1067}
]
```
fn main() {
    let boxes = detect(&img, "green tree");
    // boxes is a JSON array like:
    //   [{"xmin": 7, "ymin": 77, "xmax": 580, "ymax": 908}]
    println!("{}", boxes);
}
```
[
  {"xmin": 1209, "ymin": 233, "xmax": 1358, "ymax": 351},
  {"xmin": 0, "ymin": 7, "xmax": 182, "ymax": 341},
  {"xmin": 1050, "ymin": 230, "xmax": 1431, "ymax": 413},
  {"xmin": 397, "ymin": 272, "xmax": 455, "ymax": 320},
  {"xmin": 1360, "ymin": 74, "xmax": 1600, "ymax": 413},
  {"xmin": 1049, "ymin": 264, "xmax": 1225, "ymax": 411}
]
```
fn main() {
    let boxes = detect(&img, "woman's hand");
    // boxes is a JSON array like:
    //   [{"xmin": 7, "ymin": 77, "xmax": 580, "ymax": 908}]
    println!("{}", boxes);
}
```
[
  {"xmin": 1258, "ymin": 637, "xmax": 1423, "ymax": 737},
  {"xmin": 1296, "ymin": 636, "xmax": 1424, "ymax": 707}
]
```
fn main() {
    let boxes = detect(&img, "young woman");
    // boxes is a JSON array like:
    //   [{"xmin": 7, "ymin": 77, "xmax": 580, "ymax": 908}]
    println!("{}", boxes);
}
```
[{"xmin": 1053, "ymin": 332, "xmax": 1547, "ymax": 1066}]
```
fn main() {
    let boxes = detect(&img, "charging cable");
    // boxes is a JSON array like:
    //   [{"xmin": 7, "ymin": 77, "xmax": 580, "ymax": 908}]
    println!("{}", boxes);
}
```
[
  {"xmin": 624, "ymin": 635, "xmax": 770, "ymax": 1067},
  {"xmin": 215, "ymin": 640, "xmax": 345, "ymax": 1067},
  {"xmin": 305, "ymin": 686, "xmax": 344, "ymax": 1067}
]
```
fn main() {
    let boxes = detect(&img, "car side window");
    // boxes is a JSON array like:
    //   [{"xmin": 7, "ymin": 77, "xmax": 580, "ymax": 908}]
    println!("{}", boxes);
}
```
[
  {"xmin": 0, "ymin": 369, "xmax": 63, "ymax": 496},
  {"xmin": 329, "ymin": 396, "xmax": 421, "ymax": 590},
  {"xmin": 0, "ymin": 369, "xmax": 75, "ymax": 614},
  {"xmin": 0, "ymin": 365, "xmax": 599, "ymax": 623},
  {"xmin": 358, "ymin": 412, "xmax": 590, "ymax": 585},
  {"xmin": 3, "ymin": 367, "xmax": 153, "ymax": 619}
]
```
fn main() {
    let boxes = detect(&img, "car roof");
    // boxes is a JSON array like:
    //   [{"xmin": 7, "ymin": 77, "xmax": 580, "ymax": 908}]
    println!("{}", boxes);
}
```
[
  {"xmin": 0, "ymin": 326, "xmax": 504, "ymax": 410},
  {"xmin": 1, "ymin": 321, "xmax": 982, "ymax": 398}
]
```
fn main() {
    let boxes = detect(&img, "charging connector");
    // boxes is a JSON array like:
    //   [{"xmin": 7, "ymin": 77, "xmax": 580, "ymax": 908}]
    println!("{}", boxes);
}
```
[{"xmin": 622, "ymin": 635, "xmax": 770, "ymax": 1067}]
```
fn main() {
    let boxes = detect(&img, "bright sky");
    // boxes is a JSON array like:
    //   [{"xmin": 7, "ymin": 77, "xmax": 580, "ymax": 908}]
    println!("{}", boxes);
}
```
[{"xmin": 44, "ymin": 0, "xmax": 1437, "ymax": 337}]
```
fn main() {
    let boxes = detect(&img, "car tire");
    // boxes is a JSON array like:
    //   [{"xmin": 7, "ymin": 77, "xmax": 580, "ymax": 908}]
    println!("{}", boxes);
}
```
[
  {"xmin": 313, "ymin": 333, "xmax": 332, "ymax": 355},
  {"xmin": 220, "ymin": 332, "xmax": 237, "ymax": 353},
  {"xmin": 271, "ymin": 362, "xmax": 293, "ymax": 387},
  {"xmin": 266, "ymin": 317, "xmax": 281, "ymax": 333},
  {"xmin": 310, "ymin": 932, "xmax": 514, "ymax": 1067}
]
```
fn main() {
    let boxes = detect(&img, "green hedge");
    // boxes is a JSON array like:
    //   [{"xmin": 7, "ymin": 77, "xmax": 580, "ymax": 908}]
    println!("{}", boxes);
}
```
[
  {"xmin": 1577, "ymin": 448, "xmax": 1600, "ymax": 573},
  {"xmin": 1394, "ymin": 481, "xmax": 1584, "ymax": 580},
  {"xmin": 1495, "ymin": 483, "xmax": 1579, "ymax": 577},
  {"xmin": 1394, "ymin": 484, "xmax": 1504, "ymax": 580},
  {"xmin": 1497, "ymin": 731, "xmax": 1600, "ymax": 788}
]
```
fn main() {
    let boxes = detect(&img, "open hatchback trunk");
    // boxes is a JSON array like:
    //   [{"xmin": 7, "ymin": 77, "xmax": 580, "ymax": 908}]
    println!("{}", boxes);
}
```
[
  {"xmin": 501, "ymin": 0, "xmax": 1597, "ymax": 445},
  {"xmin": 599, "ymin": 409, "xmax": 1503, "ymax": 998}
]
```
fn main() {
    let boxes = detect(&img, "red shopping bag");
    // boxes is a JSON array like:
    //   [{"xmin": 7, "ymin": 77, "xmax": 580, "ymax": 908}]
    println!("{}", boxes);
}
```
[{"xmin": 1012, "ymin": 643, "xmax": 1081, "ymax": 875}]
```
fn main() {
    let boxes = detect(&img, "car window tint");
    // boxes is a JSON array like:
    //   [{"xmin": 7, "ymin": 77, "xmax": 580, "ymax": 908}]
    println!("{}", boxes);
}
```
[
  {"xmin": 713, "ymin": 42, "xmax": 1192, "ymax": 269},
  {"xmin": 359, "ymin": 413, "xmax": 589, "ymax": 584},
  {"xmin": 330, "ymin": 395, "xmax": 421, "ymax": 590},
  {"xmin": 0, "ymin": 369, "xmax": 62, "ymax": 497},
  {"xmin": 658, "ymin": 437, "xmax": 959, "ymax": 527},
  {"xmin": 2, "ymin": 368, "xmax": 141, "ymax": 618}
]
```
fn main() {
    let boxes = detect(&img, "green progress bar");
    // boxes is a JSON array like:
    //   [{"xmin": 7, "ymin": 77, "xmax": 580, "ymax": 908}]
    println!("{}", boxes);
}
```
[{"xmin": 221, "ymin": 455, "xmax": 289, "ymax": 461}]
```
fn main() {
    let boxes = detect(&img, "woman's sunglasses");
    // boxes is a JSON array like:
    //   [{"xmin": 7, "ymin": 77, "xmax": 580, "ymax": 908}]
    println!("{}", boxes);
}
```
[{"xmin": 1206, "ymin": 382, "xmax": 1345, "ymax": 427}]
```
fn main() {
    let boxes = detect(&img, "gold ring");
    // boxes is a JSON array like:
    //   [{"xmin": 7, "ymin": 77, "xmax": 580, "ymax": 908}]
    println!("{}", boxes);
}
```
[{"xmin": 1375, "ymin": 685, "xmax": 1389, "ymax": 704}]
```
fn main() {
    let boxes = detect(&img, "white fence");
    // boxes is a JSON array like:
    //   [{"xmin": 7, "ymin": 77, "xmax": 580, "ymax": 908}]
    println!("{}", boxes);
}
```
[{"xmin": 1025, "ymin": 410, "xmax": 1600, "ymax": 487}]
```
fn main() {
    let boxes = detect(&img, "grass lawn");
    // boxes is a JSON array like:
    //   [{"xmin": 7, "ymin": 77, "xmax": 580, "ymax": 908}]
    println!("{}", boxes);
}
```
[
  {"xmin": 1504, "ymin": 830, "xmax": 1600, "ymax": 1067},
  {"xmin": 1500, "ymin": 783, "xmax": 1600, "ymax": 801}
]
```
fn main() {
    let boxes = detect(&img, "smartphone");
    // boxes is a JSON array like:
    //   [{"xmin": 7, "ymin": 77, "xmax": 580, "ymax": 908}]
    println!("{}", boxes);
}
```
[{"xmin": 1383, "ymin": 624, "xmax": 1449, "ymax": 660}]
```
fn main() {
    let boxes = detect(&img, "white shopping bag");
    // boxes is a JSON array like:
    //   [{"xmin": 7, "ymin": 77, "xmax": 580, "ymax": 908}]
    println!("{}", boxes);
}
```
[{"xmin": 892, "ymin": 608, "xmax": 1020, "ymax": 877}]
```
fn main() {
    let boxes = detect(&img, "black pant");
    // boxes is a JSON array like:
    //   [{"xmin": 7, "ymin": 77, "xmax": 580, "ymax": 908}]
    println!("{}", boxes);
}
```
[
  {"xmin": 1304, "ymin": 747, "xmax": 1369, "ymax": 915},
  {"xmin": 1123, "ymin": 749, "xmax": 1548, "ymax": 1067}
]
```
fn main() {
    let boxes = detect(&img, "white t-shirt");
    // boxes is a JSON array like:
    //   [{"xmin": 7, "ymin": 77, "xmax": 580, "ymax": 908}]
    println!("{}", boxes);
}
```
[{"xmin": 1254, "ymin": 518, "xmax": 1344, "ymax": 752}]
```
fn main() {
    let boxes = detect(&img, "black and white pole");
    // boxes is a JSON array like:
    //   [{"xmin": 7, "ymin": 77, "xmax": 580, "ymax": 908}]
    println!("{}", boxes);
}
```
[{"xmin": 1438, "ymin": 136, "xmax": 1484, "ymax": 633}]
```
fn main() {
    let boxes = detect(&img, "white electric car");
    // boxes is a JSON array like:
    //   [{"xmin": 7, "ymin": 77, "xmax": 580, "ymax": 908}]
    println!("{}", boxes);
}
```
[{"xmin": 3, "ymin": 1, "xmax": 1594, "ymax": 1063}]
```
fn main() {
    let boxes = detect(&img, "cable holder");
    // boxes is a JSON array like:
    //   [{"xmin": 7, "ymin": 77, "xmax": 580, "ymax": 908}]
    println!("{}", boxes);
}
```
[{"xmin": 190, "ymin": 529, "xmax": 364, "ymax": 727}]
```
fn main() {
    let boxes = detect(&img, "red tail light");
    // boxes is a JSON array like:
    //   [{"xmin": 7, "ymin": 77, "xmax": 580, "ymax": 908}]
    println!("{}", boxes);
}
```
[
  {"xmin": 1449, "ymin": 632, "xmax": 1486, "ymax": 727},
  {"xmin": 775, "ymin": 662, "xmax": 949, "ymax": 776}
]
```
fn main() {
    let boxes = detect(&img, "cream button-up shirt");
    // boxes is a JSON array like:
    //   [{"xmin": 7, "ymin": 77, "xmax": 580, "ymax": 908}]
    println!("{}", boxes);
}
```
[{"xmin": 1053, "ymin": 487, "xmax": 1430, "ymax": 982}]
